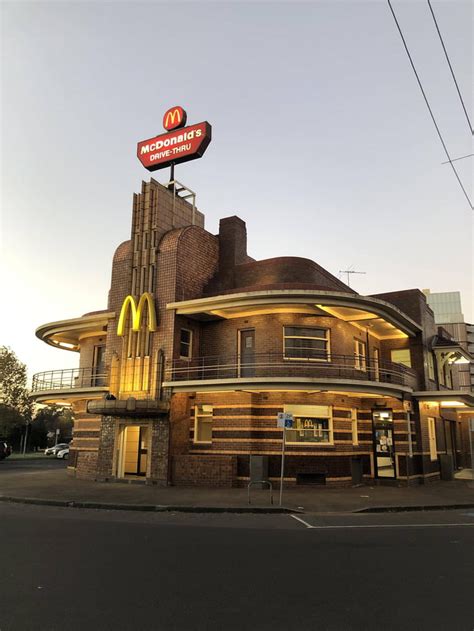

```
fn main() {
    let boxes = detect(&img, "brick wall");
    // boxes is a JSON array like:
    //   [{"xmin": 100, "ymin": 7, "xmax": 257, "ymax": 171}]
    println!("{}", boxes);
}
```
[
  {"xmin": 171, "ymin": 454, "xmax": 237, "ymax": 487},
  {"xmin": 96, "ymin": 416, "xmax": 116, "ymax": 480},
  {"xmin": 199, "ymin": 312, "xmax": 380, "ymax": 361},
  {"xmin": 75, "ymin": 451, "xmax": 99, "ymax": 481}
]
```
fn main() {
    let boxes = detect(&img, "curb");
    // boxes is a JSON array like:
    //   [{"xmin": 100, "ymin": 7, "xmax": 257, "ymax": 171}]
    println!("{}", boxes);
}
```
[
  {"xmin": 0, "ymin": 495, "xmax": 298, "ymax": 514},
  {"xmin": 355, "ymin": 503, "xmax": 474, "ymax": 514}
]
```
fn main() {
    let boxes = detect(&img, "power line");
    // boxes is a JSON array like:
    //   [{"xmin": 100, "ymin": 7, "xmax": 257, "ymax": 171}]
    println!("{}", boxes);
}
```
[
  {"xmin": 387, "ymin": 0, "xmax": 473, "ymax": 210},
  {"xmin": 441, "ymin": 153, "xmax": 474, "ymax": 165},
  {"xmin": 427, "ymin": 0, "xmax": 474, "ymax": 136}
]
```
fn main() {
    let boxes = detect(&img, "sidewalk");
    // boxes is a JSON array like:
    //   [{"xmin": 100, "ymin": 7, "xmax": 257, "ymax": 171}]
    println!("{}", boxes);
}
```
[{"xmin": 1, "ymin": 466, "xmax": 474, "ymax": 514}]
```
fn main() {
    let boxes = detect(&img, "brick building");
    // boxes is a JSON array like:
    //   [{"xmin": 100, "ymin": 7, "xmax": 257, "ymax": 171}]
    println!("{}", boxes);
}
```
[{"xmin": 31, "ymin": 178, "xmax": 474, "ymax": 486}]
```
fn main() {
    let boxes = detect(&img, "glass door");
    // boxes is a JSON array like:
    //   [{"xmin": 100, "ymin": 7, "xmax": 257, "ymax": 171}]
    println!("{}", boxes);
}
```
[{"xmin": 373, "ymin": 409, "xmax": 396, "ymax": 478}]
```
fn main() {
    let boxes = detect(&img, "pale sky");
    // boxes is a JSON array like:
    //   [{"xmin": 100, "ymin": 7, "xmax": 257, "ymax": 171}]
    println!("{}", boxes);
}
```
[{"xmin": 1, "ymin": 0, "xmax": 473, "ymax": 383}]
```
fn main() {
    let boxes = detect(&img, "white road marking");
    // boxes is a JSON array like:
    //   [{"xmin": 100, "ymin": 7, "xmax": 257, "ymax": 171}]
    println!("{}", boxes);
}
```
[
  {"xmin": 290, "ymin": 514, "xmax": 315, "ymax": 529},
  {"xmin": 294, "ymin": 522, "xmax": 474, "ymax": 530}
]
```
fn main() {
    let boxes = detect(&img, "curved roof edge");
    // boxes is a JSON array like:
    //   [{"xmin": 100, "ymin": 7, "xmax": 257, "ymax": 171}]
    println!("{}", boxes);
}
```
[
  {"xmin": 35, "ymin": 311, "xmax": 115, "ymax": 352},
  {"xmin": 167, "ymin": 289, "xmax": 421, "ymax": 338}
]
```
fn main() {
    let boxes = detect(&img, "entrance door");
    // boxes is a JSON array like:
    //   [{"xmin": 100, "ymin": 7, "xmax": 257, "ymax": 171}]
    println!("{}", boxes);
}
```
[
  {"xmin": 373, "ymin": 409, "xmax": 396, "ymax": 478},
  {"xmin": 120, "ymin": 425, "xmax": 149, "ymax": 477},
  {"xmin": 239, "ymin": 329, "xmax": 255, "ymax": 377},
  {"xmin": 444, "ymin": 420, "xmax": 457, "ymax": 468},
  {"xmin": 92, "ymin": 345, "xmax": 106, "ymax": 386}
]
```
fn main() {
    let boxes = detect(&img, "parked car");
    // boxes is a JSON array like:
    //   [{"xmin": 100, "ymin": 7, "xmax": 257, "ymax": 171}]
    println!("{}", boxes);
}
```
[
  {"xmin": 44, "ymin": 443, "xmax": 69, "ymax": 456},
  {"xmin": 0, "ymin": 441, "xmax": 12, "ymax": 460},
  {"xmin": 56, "ymin": 447, "xmax": 69, "ymax": 460}
]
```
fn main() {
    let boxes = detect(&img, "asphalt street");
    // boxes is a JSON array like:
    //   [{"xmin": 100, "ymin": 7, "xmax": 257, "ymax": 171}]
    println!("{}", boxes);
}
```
[
  {"xmin": 1, "ymin": 503, "xmax": 473, "ymax": 631},
  {"xmin": 0, "ymin": 457, "xmax": 67, "ymax": 472}
]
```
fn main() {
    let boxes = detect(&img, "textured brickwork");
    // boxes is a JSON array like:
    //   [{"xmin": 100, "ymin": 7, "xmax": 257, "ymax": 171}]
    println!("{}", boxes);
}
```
[
  {"xmin": 96, "ymin": 416, "xmax": 116, "ymax": 480},
  {"xmin": 76, "ymin": 451, "xmax": 99, "ymax": 481},
  {"xmin": 172, "ymin": 455, "xmax": 237, "ymax": 487},
  {"xmin": 149, "ymin": 418, "xmax": 170, "ymax": 485}
]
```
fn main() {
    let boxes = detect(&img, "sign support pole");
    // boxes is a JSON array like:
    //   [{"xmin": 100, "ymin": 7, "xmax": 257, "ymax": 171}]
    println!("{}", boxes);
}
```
[
  {"xmin": 169, "ymin": 163, "xmax": 175, "ymax": 192},
  {"xmin": 279, "ymin": 429, "xmax": 286, "ymax": 507}
]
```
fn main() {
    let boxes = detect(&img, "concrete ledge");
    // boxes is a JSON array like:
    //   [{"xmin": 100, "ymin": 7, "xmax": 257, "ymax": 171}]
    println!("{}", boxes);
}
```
[
  {"xmin": 87, "ymin": 398, "xmax": 169, "ymax": 417},
  {"xmin": 0, "ymin": 495, "xmax": 296, "ymax": 514}
]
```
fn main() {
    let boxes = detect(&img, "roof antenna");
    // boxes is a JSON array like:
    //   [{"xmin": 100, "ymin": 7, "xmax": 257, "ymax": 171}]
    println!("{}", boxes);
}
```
[{"xmin": 339, "ymin": 265, "xmax": 366, "ymax": 287}]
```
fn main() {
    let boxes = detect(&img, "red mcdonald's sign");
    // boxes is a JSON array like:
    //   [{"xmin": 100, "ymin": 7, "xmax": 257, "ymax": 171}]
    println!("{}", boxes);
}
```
[{"xmin": 137, "ymin": 121, "xmax": 212, "ymax": 172}]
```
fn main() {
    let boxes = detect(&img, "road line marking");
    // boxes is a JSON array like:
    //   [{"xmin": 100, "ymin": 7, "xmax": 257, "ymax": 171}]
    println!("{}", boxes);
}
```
[
  {"xmin": 306, "ymin": 523, "xmax": 474, "ymax": 530},
  {"xmin": 290, "ymin": 514, "xmax": 315, "ymax": 529}
]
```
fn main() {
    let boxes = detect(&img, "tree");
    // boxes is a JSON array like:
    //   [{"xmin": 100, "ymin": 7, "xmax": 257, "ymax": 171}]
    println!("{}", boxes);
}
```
[
  {"xmin": 0, "ymin": 346, "xmax": 33, "ymax": 418},
  {"xmin": 34, "ymin": 404, "xmax": 74, "ymax": 447},
  {"xmin": 0, "ymin": 346, "xmax": 33, "ymax": 449}
]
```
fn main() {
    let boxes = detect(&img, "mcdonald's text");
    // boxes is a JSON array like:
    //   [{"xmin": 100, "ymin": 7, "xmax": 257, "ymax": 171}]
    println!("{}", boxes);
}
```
[{"xmin": 137, "ymin": 122, "xmax": 212, "ymax": 172}]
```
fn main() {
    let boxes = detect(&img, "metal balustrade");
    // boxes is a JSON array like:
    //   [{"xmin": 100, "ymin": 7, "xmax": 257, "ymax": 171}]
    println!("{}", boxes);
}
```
[
  {"xmin": 32, "ymin": 367, "xmax": 109, "ymax": 392},
  {"xmin": 165, "ymin": 353, "xmax": 419, "ymax": 389}
]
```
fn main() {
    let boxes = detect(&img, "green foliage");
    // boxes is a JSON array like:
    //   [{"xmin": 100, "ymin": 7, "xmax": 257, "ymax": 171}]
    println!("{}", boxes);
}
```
[
  {"xmin": 35, "ymin": 404, "xmax": 74, "ymax": 446},
  {"xmin": 0, "ymin": 346, "xmax": 33, "ymax": 448},
  {"xmin": 0, "ymin": 347, "xmax": 74, "ymax": 450},
  {"xmin": 0, "ymin": 346, "xmax": 33, "ymax": 419}
]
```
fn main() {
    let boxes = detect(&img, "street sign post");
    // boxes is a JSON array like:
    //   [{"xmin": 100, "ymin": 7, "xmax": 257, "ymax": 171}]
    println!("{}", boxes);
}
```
[{"xmin": 277, "ymin": 413, "xmax": 293, "ymax": 506}]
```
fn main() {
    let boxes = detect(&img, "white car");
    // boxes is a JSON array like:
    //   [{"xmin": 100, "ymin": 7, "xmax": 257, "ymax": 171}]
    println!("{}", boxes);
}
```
[
  {"xmin": 44, "ymin": 443, "xmax": 69, "ymax": 456},
  {"xmin": 56, "ymin": 447, "xmax": 69, "ymax": 459}
]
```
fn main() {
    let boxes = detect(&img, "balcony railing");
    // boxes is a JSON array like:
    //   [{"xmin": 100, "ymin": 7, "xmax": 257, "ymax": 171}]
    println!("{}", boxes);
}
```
[
  {"xmin": 165, "ymin": 353, "xmax": 418, "ymax": 389},
  {"xmin": 32, "ymin": 367, "xmax": 109, "ymax": 393}
]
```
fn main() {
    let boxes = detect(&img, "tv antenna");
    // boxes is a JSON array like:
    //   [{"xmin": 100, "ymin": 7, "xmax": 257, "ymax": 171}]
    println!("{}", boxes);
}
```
[{"xmin": 339, "ymin": 265, "xmax": 366, "ymax": 287}]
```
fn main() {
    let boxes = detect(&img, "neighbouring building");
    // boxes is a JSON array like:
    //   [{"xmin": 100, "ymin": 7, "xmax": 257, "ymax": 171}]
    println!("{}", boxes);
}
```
[
  {"xmin": 424, "ymin": 289, "xmax": 474, "ymax": 468},
  {"xmin": 31, "ymin": 178, "xmax": 474, "ymax": 487}
]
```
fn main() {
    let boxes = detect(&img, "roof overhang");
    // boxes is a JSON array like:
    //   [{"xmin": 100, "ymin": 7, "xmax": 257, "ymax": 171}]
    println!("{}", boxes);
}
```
[
  {"xmin": 433, "ymin": 345, "xmax": 472, "ymax": 365},
  {"xmin": 162, "ymin": 376, "xmax": 413, "ymax": 398},
  {"xmin": 30, "ymin": 387, "xmax": 109, "ymax": 405},
  {"xmin": 413, "ymin": 390, "xmax": 474, "ymax": 409},
  {"xmin": 36, "ymin": 312, "xmax": 115, "ymax": 352},
  {"xmin": 167, "ymin": 290, "xmax": 421, "ymax": 340}
]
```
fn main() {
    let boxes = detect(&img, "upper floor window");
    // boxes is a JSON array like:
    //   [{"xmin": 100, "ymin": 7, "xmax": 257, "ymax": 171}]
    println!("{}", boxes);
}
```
[
  {"xmin": 391, "ymin": 349, "xmax": 411, "ymax": 368},
  {"xmin": 427, "ymin": 352, "xmax": 435, "ymax": 381},
  {"xmin": 180, "ymin": 329, "xmax": 193, "ymax": 359},
  {"xmin": 354, "ymin": 340, "xmax": 367, "ymax": 371},
  {"xmin": 283, "ymin": 326, "xmax": 330, "ymax": 361}
]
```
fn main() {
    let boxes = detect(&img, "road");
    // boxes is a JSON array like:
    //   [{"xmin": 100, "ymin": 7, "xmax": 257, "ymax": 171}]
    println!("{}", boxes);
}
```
[
  {"xmin": 0, "ymin": 457, "xmax": 67, "ymax": 472},
  {"xmin": 0, "ymin": 502, "xmax": 473, "ymax": 631}
]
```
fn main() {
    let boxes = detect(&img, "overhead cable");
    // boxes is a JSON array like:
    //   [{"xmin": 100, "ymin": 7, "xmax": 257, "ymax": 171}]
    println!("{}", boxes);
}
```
[
  {"xmin": 387, "ymin": 0, "xmax": 473, "ymax": 210},
  {"xmin": 427, "ymin": 0, "xmax": 474, "ymax": 136}
]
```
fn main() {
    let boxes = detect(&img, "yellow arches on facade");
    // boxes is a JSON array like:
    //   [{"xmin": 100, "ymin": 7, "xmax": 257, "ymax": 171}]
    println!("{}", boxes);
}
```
[{"xmin": 117, "ymin": 292, "xmax": 158, "ymax": 336}]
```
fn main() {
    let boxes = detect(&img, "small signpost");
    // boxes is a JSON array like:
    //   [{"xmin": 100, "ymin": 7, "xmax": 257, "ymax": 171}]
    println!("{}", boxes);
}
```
[{"xmin": 277, "ymin": 412, "xmax": 293, "ymax": 506}]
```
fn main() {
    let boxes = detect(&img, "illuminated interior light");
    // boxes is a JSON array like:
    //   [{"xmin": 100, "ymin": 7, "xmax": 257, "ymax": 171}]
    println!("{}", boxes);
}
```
[{"xmin": 440, "ymin": 401, "xmax": 467, "ymax": 408}]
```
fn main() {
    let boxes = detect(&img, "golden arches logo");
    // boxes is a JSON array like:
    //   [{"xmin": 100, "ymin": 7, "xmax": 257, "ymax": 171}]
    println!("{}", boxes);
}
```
[
  {"xmin": 117, "ymin": 293, "xmax": 157, "ymax": 336},
  {"xmin": 163, "ymin": 106, "xmax": 187, "ymax": 131}
]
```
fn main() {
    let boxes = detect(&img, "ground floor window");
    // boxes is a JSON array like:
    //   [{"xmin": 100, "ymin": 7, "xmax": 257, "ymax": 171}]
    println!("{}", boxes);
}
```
[
  {"xmin": 194, "ymin": 405, "xmax": 213, "ymax": 443},
  {"xmin": 284, "ymin": 404, "xmax": 333, "ymax": 444}
]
